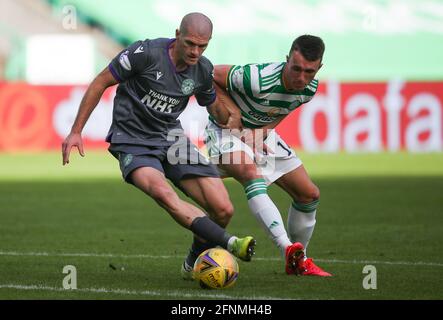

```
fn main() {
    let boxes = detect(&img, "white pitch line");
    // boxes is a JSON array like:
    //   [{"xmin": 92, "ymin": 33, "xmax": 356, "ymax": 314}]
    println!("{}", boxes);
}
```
[
  {"xmin": 0, "ymin": 250, "xmax": 442, "ymax": 267},
  {"xmin": 314, "ymin": 258, "xmax": 443, "ymax": 267},
  {"xmin": 0, "ymin": 251, "xmax": 175, "ymax": 259},
  {"xmin": 0, "ymin": 284, "xmax": 289, "ymax": 300}
]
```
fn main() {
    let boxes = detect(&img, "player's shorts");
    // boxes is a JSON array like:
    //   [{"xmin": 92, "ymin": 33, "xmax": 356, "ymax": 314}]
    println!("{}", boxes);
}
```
[
  {"xmin": 204, "ymin": 121, "xmax": 303, "ymax": 185},
  {"xmin": 108, "ymin": 140, "xmax": 219, "ymax": 191}
]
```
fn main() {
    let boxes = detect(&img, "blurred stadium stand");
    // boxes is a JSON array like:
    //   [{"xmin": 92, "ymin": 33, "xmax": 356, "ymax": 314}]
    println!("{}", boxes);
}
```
[
  {"xmin": 1, "ymin": 0, "xmax": 443, "ymax": 82},
  {"xmin": 0, "ymin": 0, "xmax": 123, "ymax": 83}
]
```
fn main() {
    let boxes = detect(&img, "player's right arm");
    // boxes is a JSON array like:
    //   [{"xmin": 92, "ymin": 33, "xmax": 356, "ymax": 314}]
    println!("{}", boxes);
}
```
[{"xmin": 61, "ymin": 67, "xmax": 118, "ymax": 165}]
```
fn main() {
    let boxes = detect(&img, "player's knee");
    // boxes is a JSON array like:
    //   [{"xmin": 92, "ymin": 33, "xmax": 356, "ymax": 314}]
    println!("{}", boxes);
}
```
[
  {"xmin": 310, "ymin": 184, "xmax": 320, "ymax": 201},
  {"xmin": 297, "ymin": 184, "xmax": 320, "ymax": 203},
  {"xmin": 232, "ymin": 165, "xmax": 260, "ymax": 184}
]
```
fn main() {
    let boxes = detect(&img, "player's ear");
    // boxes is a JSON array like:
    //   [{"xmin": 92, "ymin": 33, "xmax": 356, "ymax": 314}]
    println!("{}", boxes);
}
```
[
  {"xmin": 286, "ymin": 55, "xmax": 289, "ymax": 62},
  {"xmin": 175, "ymin": 29, "xmax": 180, "ymax": 39}
]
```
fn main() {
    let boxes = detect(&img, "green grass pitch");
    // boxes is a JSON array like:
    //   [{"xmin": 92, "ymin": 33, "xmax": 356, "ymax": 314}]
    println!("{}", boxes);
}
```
[{"xmin": 0, "ymin": 151, "xmax": 442, "ymax": 300}]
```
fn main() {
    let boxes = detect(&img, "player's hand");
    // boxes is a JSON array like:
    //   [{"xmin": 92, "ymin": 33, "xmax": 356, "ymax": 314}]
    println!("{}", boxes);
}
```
[{"xmin": 62, "ymin": 132, "xmax": 85, "ymax": 165}]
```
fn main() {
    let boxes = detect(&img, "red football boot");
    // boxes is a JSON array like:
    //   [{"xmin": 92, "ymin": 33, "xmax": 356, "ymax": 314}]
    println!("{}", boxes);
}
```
[
  {"xmin": 302, "ymin": 258, "xmax": 332, "ymax": 276},
  {"xmin": 285, "ymin": 242, "xmax": 306, "ymax": 275}
]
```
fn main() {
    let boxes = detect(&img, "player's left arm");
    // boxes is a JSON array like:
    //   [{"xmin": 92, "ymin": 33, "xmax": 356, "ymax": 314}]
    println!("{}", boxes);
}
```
[
  {"xmin": 206, "ymin": 64, "xmax": 243, "ymax": 130},
  {"xmin": 207, "ymin": 82, "xmax": 242, "ymax": 129}
]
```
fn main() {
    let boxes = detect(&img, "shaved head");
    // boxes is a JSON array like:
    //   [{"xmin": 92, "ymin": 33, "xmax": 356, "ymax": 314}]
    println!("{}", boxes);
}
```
[
  {"xmin": 179, "ymin": 12, "xmax": 213, "ymax": 38},
  {"xmin": 171, "ymin": 12, "xmax": 213, "ymax": 69}
]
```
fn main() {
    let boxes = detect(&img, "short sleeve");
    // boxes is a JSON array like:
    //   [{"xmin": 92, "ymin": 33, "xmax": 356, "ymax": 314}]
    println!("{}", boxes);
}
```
[
  {"xmin": 195, "ymin": 64, "xmax": 216, "ymax": 106},
  {"xmin": 108, "ymin": 40, "xmax": 150, "ymax": 82},
  {"xmin": 226, "ymin": 65, "xmax": 245, "ymax": 94}
]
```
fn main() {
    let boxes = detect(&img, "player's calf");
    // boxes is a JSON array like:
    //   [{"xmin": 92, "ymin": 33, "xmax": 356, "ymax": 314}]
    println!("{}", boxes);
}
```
[{"xmin": 287, "ymin": 199, "xmax": 319, "ymax": 250}]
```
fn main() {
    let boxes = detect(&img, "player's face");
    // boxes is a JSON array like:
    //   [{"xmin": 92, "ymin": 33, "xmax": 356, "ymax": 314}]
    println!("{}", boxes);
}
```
[
  {"xmin": 284, "ymin": 50, "xmax": 322, "ymax": 91},
  {"xmin": 176, "ymin": 30, "xmax": 211, "ymax": 66}
]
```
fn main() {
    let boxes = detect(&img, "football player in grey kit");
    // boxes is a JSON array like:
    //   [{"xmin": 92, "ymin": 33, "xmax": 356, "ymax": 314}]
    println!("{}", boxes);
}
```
[{"xmin": 61, "ymin": 13, "xmax": 256, "ymax": 271}]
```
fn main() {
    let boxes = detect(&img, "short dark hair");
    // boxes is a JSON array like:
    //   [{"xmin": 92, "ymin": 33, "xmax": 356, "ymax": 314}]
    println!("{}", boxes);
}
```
[{"xmin": 289, "ymin": 35, "xmax": 325, "ymax": 62}]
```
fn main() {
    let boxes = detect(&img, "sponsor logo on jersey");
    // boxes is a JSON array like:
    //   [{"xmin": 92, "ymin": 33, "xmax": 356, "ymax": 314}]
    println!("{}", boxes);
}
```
[
  {"xmin": 119, "ymin": 50, "xmax": 131, "ymax": 71},
  {"xmin": 134, "ymin": 45, "xmax": 144, "ymax": 54},
  {"xmin": 247, "ymin": 110, "xmax": 275, "ymax": 123},
  {"xmin": 140, "ymin": 89, "xmax": 180, "ymax": 113},
  {"xmin": 181, "ymin": 79, "xmax": 195, "ymax": 95},
  {"xmin": 156, "ymin": 71, "xmax": 163, "ymax": 80}
]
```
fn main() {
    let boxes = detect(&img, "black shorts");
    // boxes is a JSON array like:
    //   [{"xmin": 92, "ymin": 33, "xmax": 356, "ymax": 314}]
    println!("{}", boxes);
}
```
[{"xmin": 108, "ymin": 141, "xmax": 220, "ymax": 191}]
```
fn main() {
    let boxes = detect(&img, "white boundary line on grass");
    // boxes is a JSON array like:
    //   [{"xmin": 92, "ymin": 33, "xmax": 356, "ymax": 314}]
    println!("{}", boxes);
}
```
[
  {"xmin": 314, "ymin": 258, "xmax": 443, "ymax": 267},
  {"xmin": 0, "ymin": 284, "xmax": 288, "ymax": 300},
  {"xmin": 1, "ymin": 250, "xmax": 442, "ymax": 267}
]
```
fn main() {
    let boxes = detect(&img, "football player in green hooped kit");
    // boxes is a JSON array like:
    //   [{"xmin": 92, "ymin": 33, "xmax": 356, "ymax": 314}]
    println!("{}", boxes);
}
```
[{"xmin": 183, "ymin": 35, "xmax": 331, "ymax": 277}]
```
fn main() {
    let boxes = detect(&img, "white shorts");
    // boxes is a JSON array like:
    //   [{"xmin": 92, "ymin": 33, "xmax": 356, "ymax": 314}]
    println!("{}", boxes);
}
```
[{"xmin": 204, "ymin": 121, "xmax": 303, "ymax": 185}]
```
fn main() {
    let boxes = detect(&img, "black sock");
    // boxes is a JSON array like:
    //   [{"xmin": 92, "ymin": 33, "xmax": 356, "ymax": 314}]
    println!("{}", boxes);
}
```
[
  {"xmin": 184, "ymin": 236, "xmax": 216, "ymax": 268},
  {"xmin": 190, "ymin": 216, "xmax": 232, "ymax": 249}
]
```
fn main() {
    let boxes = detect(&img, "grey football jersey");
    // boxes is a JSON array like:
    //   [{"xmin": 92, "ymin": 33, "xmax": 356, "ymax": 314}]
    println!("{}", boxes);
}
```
[{"xmin": 106, "ymin": 38, "xmax": 216, "ymax": 146}]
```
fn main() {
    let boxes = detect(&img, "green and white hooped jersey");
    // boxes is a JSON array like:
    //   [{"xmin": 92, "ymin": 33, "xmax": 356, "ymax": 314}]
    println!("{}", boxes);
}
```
[{"xmin": 225, "ymin": 62, "xmax": 318, "ymax": 128}]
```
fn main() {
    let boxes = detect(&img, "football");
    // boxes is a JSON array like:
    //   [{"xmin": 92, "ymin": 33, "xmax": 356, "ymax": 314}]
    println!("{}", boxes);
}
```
[{"xmin": 193, "ymin": 248, "xmax": 239, "ymax": 289}]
